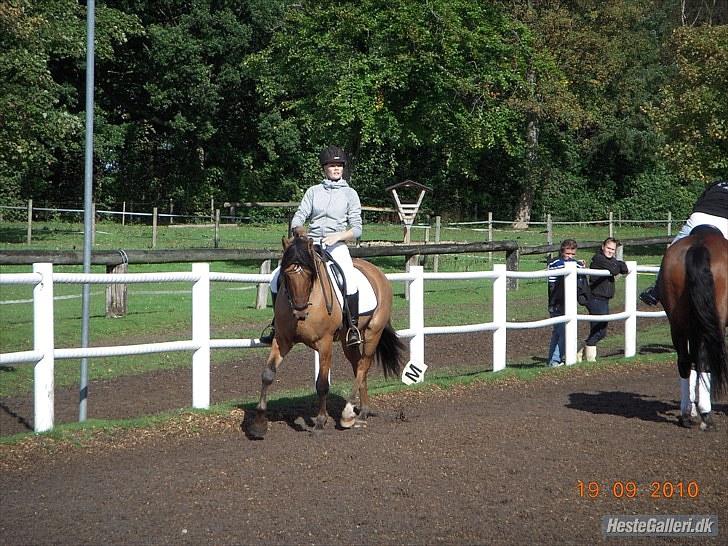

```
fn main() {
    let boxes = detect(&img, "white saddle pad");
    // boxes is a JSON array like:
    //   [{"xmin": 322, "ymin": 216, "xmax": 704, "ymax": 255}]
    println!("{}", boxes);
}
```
[{"xmin": 326, "ymin": 263, "xmax": 377, "ymax": 315}]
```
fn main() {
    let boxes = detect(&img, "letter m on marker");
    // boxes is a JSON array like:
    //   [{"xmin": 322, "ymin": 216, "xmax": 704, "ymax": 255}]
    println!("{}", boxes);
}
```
[{"xmin": 404, "ymin": 364, "xmax": 423, "ymax": 383}]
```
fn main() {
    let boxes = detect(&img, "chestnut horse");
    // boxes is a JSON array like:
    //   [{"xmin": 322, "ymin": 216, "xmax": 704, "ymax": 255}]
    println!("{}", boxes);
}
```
[
  {"xmin": 249, "ymin": 232, "xmax": 403, "ymax": 438},
  {"xmin": 660, "ymin": 227, "xmax": 728, "ymax": 429}
]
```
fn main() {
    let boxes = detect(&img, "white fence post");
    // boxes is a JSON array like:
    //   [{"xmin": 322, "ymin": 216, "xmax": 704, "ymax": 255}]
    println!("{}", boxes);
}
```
[
  {"xmin": 256, "ymin": 259, "xmax": 271, "ymax": 309},
  {"xmin": 624, "ymin": 260, "xmax": 637, "ymax": 358},
  {"xmin": 492, "ymin": 264, "xmax": 507, "ymax": 372},
  {"xmin": 192, "ymin": 263, "xmax": 210, "ymax": 409},
  {"xmin": 33, "ymin": 263, "xmax": 55, "ymax": 433},
  {"xmin": 564, "ymin": 262, "xmax": 579, "ymax": 365},
  {"xmin": 409, "ymin": 266, "xmax": 425, "ymax": 368}
]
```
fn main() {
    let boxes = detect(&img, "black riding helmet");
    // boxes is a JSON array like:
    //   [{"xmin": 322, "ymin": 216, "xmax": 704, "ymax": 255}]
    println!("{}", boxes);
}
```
[{"xmin": 319, "ymin": 145, "xmax": 347, "ymax": 166}]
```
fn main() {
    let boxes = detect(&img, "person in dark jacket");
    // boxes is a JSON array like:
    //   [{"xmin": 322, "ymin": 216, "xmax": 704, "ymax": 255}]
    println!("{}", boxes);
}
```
[
  {"xmin": 640, "ymin": 179, "xmax": 728, "ymax": 305},
  {"xmin": 580, "ymin": 237, "xmax": 629, "ymax": 362},
  {"xmin": 546, "ymin": 239, "xmax": 585, "ymax": 367}
]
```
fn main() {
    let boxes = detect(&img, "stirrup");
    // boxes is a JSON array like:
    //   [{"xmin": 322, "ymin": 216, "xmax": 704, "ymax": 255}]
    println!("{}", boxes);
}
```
[
  {"xmin": 639, "ymin": 288, "xmax": 659, "ymax": 306},
  {"xmin": 259, "ymin": 324, "xmax": 275, "ymax": 345},
  {"xmin": 345, "ymin": 326, "xmax": 363, "ymax": 346}
]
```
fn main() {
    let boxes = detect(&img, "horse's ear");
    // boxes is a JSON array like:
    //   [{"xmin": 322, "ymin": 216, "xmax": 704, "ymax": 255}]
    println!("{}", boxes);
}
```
[
  {"xmin": 306, "ymin": 237, "xmax": 315, "ymax": 253},
  {"xmin": 282, "ymin": 236, "xmax": 292, "ymax": 250}
]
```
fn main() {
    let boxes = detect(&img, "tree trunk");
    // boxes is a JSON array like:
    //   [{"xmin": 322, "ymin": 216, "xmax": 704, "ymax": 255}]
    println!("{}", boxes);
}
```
[{"xmin": 513, "ymin": 66, "xmax": 539, "ymax": 230}]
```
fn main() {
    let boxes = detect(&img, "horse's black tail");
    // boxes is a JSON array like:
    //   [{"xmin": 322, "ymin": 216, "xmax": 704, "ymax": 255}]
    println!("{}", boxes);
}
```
[
  {"xmin": 375, "ymin": 322, "xmax": 405, "ymax": 379},
  {"xmin": 685, "ymin": 242, "xmax": 728, "ymax": 395}
]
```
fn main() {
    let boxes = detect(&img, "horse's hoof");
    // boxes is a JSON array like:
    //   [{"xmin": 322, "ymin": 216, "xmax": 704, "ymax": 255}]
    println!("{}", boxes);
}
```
[
  {"xmin": 353, "ymin": 418, "xmax": 368, "ymax": 429},
  {"xmin": 340, "ymin": 417, "xmax": 356, "ymax": 429},
  {"xmin": 699, "ymin": 412, "xmax": 714, "ymax": 431},
  {"xmin": 248, "ymin": 415, "xmax": 269, "ymax": 439},
  {"xmin": 677, "ymin": 415, "xmax": 694, "ymax": 428}
]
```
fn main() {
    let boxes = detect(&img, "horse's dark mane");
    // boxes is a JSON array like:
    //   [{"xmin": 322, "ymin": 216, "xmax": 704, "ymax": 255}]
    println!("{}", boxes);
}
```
[{"xmin": 281, "ymin": 236, "xmax": 317, "ymax": 276}]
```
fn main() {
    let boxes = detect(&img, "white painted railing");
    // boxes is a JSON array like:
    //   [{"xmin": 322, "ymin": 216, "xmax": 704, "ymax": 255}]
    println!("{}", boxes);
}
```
[{"xmin": 0, "ymin": 261, "xmax": 665, "ymax": 432}]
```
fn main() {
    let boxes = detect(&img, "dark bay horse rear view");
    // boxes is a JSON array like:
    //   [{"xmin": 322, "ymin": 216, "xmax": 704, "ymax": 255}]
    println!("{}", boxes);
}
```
[
  {"xmin": 660, "ymin": 227, "xmax": 728, "ymax": 429},
  {"xmin": 248, "ymin": 232, "xmax": 404, "ymax": 439}
]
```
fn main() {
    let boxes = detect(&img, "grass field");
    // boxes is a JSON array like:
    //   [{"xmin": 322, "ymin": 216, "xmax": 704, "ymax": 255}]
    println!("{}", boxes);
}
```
[{"xmin": 1, "ymin": 219, "xmax": 670, "ymax": 405}]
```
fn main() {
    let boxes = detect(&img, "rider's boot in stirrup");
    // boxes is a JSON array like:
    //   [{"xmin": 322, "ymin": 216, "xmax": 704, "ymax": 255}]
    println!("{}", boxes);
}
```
[
  {"xmin": 259, "ymin": 292, "xmax": 277, "ymax": 345},
  {"xmin": 345, "ymin": 292, "xmax": 363, "ymax": 346}
]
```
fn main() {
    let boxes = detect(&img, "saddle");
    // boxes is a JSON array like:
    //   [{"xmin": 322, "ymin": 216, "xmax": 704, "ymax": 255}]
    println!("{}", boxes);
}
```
[
  {"xmin": 690, "ymin": 224, "xmax": 723, "ymax": 238},
  {"xmin": 313, "ymin": 246, "xmax": 377, "ymax": 316}
]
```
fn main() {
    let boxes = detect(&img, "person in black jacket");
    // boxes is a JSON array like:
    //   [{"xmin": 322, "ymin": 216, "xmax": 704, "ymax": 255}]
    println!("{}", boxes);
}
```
[
  {"xmin": 640, "ymin": 179, "xmax": 728, "ymax": 305},
  {"xmin": 580, "ymin": 237, "xmax": 629, "ymax": 362}
]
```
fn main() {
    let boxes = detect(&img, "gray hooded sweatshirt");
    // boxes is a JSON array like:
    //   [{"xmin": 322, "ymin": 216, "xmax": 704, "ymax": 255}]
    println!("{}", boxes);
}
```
[{"xmin": 291, "ymin": 179, "xmax": 362, "ymax": 240}]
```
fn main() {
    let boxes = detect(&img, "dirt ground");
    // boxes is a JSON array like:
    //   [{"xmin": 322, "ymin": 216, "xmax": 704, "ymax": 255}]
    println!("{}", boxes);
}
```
[{"xmin": 1, "ymin": 330, "xmax": 727, "ymax": 545}]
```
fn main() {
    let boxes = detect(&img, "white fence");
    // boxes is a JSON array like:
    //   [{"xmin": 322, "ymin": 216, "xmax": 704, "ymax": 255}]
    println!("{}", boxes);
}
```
[{"xmin": 0, "ymin": 261, "xmax": 665, "ymax": 432}]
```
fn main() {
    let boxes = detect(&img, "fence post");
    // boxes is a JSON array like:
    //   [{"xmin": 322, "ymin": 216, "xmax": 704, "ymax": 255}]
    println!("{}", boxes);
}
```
[
  {"xmin": 27, "ymin": 199, "xmax": 33, "ymax": 244},
  {"xmin": 433, "ymin": 216, "xmax": 441, "ymax": 273},
  {"xmin": 624, "ymin": 260, "xmax": 637, "ymax": 358},
  {"xmin": 667, "ymin": 211, "xmax": 672, "ymax": 237},
  {"xmin": 34, "ymin": 263, "xmax": 55, "ymax": 432},
  {"xmin": 169, "ymin": 199, "xmax": 174, "ymax": 225},
  {"xmin": 488, "ymin": 211, "xmax": 493, "ymax": 264},
  {"xmin": 492, "ymin": 264, "xmax": 507, "ymax": 372},
  {"xmin": 408, "ymin": 266, "xmax": 425, "ymax": 371},
  {"xmin": 609, "ymin": 211, "xmax": 614, "ymax": 238},
  {"xmin": 105, "ymin": 262, "xmax": 128, "ymax": 317},
  {"xmin": 214, "ymin": 209, "xmax": 220, "ymax": 248},
  {"xmin": 152, "ymin": 207, "xmax": 158, "ymax": 248},
  {"xmin": 506, "ymin": 248, "xmax": 519, "ymax": 290},
  {"xmin": 546, "ymin": 213, "xmax": 553, "ymax": 262},
  {"xmin": 564, "ymin": 261, "xmax": 579, "ymax": 365},
  {"xmin": 192, "ymin": 263, "xmax": 210, "ymax": 409},
  {"xmin": 256, "ymin": 259, "xmax": 271, "ymax": 309},
  {"xmin": 122, "ymin": 201, "xmax": 126, "ymax": 226}
]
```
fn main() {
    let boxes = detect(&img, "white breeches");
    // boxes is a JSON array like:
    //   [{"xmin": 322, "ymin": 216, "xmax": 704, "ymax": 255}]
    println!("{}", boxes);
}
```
[
  {"xmin": 270, "ymin": 241, "xmax": 358, "ymax": 295},
  {"xmin": 672, "ymin": 212, "xmax": 728, "ymax": 245}
]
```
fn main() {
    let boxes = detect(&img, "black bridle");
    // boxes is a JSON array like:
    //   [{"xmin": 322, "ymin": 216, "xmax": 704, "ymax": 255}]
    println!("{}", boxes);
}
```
[{"xmin": 280, "ymin": 238, "xmax": 334, "ymax": 318}]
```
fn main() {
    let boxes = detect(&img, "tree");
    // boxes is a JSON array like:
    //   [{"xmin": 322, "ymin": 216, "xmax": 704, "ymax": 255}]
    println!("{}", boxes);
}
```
[
  {"xmin": 648, "ymin": 25, "xmax": 728, "ymax": 182},
  {"xmin": 247, "ymin": 0, "xmax": 533, "ymax": 211}
]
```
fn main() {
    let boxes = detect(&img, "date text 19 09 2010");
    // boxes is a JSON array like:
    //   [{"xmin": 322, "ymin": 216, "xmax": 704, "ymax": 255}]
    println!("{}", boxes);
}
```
[{"xmin": 577, "ymin": 480, "xmax": 700, "ymax": 499}]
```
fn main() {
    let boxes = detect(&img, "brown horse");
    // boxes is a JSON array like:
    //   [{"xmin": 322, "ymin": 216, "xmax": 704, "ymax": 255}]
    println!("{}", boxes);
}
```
[
  {"xmin": 660, "ymin": 227, "xmax": 728, "ymax": 429},
  {"xmin": 248, "ymin": 232, "xmax": 404, "ymax": 438}
]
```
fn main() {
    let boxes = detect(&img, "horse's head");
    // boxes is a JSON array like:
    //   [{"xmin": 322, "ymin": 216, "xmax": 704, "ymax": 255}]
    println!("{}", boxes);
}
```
[{"xmin": 280, "ymin": 232, "xmax": 318, "ymax": 320}]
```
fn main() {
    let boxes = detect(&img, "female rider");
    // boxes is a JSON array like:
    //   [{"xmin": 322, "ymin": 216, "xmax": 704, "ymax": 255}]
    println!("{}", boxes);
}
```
[{"xmin": 260, "ymin": 145, "xmax": 363, "ymax": 346}]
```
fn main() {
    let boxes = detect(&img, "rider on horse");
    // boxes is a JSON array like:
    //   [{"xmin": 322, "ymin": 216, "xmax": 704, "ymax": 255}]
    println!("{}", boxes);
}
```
[
  {"xmin": 260, "ymin": 145, "xmax": 364, "ymax": 346},
  {"xmin": 640, "ymin": 179, "xmax": 728, "ymax": 306}
]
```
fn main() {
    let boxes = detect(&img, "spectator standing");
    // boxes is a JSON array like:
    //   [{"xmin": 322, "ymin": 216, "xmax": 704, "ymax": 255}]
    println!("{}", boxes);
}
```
[
  {"xmin": 580, "ymin": 238, "xmax": 629, "ymax": 362},
  {"xmin": 546, "ymin": 239, "xmax": 585, "ymax": 367}
]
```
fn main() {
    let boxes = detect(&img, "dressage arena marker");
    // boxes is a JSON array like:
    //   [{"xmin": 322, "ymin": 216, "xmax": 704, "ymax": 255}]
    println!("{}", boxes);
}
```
[{"xmin": 402, "ymin": 361, "xmax": 428, "ymax": 385}]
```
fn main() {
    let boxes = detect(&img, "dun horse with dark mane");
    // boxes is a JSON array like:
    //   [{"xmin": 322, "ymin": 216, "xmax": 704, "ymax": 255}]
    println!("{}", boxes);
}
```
[
  {"xmin": 249, "ymin": 232, "xmax": 404, "ymax": 438},
  {"xmin": 660, "ymin": 226, "xmax": 728, "ymax": 429}
]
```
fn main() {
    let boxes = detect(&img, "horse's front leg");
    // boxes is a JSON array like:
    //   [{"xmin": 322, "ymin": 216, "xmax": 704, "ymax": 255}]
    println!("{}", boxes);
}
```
[
  {"xmin": 249, "ymin": 339, "xmax": 290, "ymax": 439},
  {"xmin": 313, "ymin": 338, "xmax": 334, "ymax": 431}
]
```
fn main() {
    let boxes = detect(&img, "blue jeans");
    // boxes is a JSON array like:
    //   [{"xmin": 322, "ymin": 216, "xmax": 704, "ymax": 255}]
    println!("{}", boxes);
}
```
[
  {"xmin": 586, "ymin": 297, "xmax": 610, "ymax": 345},
  {"xmin": 547, "ymin": 308, "xmax": 565, "ymax": 365}
]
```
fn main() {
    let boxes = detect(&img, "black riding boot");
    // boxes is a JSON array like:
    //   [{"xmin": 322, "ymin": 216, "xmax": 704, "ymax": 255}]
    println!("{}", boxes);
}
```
[
  {"xmin": 259, "ymin": 292, "xmax": 277, "ymax": 345},
  {"xmin": 345, "ymin": 292, "xmax": 363, "ymax": 346},
  {"xmin": 639, "ymin": 270, "xmax": 662, "ymax": 306}
]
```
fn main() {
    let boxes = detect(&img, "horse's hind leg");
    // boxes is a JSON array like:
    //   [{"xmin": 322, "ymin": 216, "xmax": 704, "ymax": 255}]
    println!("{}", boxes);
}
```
[
  {"xmin": 341, "ymin": 345, "xmax": 374, "ymax": 429},
  {"xmin": 696, "ymin": 371, "xmax": 714, "ymax": 431},
  {"xmin": 674, "ymin": 334, "xmax": 697, "ymax": 428},
  {"xmin": 249, "ymin": 340, "xmax": 290, "ymax": 439}
]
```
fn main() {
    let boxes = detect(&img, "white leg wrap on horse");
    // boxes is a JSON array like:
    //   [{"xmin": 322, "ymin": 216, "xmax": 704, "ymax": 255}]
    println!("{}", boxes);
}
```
[{"xmin": 696, "ymin": 372, "xmax": 712, "ymax": 414}]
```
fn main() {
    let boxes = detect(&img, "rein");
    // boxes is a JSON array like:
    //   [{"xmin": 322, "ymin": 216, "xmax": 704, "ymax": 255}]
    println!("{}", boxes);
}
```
[{"xmin": 282, "ymin": 240, "xmax": 336, "ymax": 317}]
